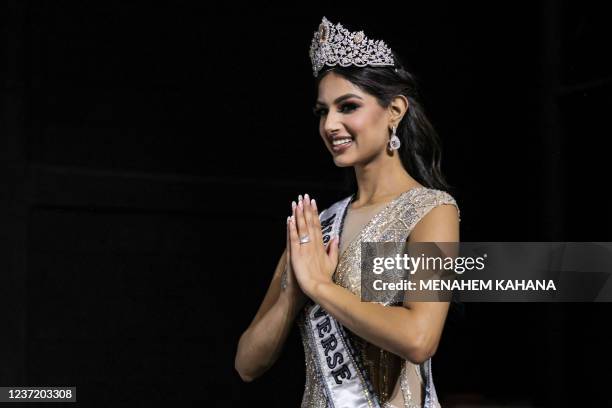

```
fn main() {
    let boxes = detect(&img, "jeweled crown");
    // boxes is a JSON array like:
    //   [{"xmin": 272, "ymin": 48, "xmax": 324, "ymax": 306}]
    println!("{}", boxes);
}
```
[{"xmin": 309, "ymin": 16, "xmax": 396, "ymax": 78}]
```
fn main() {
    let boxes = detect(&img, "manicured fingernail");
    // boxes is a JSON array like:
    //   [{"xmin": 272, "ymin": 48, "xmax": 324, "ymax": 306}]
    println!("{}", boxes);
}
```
[
  {"xmin": 311, "ymin": 199, "xmax": 317, "ymax": 210},
  {"xmin": 298, "ymin": 194, "xmax": 303, "ymax": 201},
  {"xmin": 292, "ymin": 201, "xmax": 296, "ymax": 210},
  {"xmin": 298, "ymin": 200, "xmax": 303, "ymax": 210},
  {"xmin": 305, "ymin": 193, "xmax": 310, "ymax": 202},
  {"xmin": 287, "ymin": 216, "xmax": 290, "ymax": 224}
]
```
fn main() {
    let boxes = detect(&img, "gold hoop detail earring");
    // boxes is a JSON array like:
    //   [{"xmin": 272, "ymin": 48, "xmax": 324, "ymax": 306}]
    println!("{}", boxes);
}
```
[{"xmin": 389, "ymin": 125, "xmax": 401, "ymax": 150}]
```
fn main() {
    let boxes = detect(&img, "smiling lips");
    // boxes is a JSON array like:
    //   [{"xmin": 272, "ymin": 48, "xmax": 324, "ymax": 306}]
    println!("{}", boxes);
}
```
[{"xmin": 329, "ymin": 136, "xmax": 353, "ymax": 153}]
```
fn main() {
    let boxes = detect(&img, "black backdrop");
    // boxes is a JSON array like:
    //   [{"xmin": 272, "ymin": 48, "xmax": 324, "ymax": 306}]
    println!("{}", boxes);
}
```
[{"xmin": 2, "ymin": 1, "xmax": 611, "ymax": 407}]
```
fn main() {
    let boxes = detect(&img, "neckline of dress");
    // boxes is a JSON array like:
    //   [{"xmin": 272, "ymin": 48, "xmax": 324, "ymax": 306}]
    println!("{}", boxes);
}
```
[
  {"xmin": 347, "ymin": 200, "xmax": 388, "ymax": 213},
  {"xmin": 335, "ymin": 185, "xmax": 428, "ymax": 272}
]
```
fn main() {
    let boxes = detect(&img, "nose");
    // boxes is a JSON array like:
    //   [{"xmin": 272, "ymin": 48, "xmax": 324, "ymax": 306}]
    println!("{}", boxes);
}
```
[{"xmin": 323, "ymin": 110, "xmax": 342, "ymax": 136}]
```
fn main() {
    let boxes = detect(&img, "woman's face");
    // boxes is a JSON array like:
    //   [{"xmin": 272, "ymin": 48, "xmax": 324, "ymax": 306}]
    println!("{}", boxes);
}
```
[{"xmin": 314, "ymin": 72, "xmax": 390, "ymax": 167}]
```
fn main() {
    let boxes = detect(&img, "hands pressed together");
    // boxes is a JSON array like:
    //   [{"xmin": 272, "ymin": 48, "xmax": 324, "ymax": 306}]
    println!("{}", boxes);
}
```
[{"xmin": 283, "ymin": 194, "xmax": 340, "ymax": 301}]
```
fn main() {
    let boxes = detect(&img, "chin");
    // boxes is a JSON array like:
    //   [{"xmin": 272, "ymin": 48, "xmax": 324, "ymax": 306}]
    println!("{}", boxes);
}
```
[{"xmin": 331, "ymin": 155, "xmax": 357, "ymax": 168}]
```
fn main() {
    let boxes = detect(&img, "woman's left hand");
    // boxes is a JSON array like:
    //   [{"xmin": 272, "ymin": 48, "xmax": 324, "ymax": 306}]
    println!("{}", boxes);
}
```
[{"xmin": 287, "ymin": 194, "xmax": 340, "ymax": 299}]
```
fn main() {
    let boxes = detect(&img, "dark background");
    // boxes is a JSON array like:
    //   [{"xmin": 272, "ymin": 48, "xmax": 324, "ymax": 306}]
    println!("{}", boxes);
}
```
[{"xmin": 2, "ymin": 1, "xmax": 611, "ymax": 407}]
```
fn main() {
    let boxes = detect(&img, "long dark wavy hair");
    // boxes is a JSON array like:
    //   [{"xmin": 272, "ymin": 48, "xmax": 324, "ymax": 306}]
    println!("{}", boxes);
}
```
[{"xmin": 314, "ymin": 51, "xmax": 452, "ymax": 194}]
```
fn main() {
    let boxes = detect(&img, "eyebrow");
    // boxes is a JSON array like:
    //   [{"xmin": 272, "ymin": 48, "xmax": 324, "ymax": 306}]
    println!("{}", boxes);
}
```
[{"xmin": 315, "ymin": 93, "xmax": 363, "ymax": 107}]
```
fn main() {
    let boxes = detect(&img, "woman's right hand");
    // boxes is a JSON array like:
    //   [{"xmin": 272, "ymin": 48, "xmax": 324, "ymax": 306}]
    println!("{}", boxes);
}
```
[{"xmin": 280, "ymin": 206, "xmax": 308, "ymax": 311}]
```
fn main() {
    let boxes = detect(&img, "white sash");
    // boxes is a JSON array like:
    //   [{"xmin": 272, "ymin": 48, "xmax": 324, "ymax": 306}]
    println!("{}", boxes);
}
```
[{"xmin": 304, "ymin": 196, "xmax": 381, "ymax": 408}]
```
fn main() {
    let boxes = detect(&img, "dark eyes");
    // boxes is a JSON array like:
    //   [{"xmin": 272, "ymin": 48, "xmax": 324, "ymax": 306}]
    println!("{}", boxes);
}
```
[{"xmin": 312, "ymin": 103, "xmax": 359, "ymax": 117}]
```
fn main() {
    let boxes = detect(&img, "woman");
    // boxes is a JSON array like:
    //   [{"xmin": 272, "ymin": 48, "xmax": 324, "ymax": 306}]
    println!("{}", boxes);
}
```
[{"xmin": 235, "ymin": 16, "xmax": 460, "ymax": 408}]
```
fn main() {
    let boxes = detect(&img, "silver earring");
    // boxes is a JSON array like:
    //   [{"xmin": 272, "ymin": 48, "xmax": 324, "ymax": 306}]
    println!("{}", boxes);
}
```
[{"xmin": 389, "ymin": 125, "xmax": 401, "ymax": 150}]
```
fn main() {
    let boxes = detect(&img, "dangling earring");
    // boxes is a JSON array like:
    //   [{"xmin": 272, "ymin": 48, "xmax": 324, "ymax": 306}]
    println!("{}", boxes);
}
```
[{"xmin": 388, "ymin": 125, "xmax": 401, "ymax": 150}]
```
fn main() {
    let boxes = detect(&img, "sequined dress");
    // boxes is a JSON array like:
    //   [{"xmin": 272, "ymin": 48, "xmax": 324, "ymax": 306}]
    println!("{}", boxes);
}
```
[{"xmin": 297, "ymin": 186, "xmax": 460, "ymax": 408}]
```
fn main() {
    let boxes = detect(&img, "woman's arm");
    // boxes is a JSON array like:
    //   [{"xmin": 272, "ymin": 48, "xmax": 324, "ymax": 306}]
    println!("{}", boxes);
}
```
[
  {"xmin": 234, "ymin": 217, "xmax": 308, "ymax": 382},
  {"xmin": 289, "ymin": 197, "xmax": 459, "ymax": 364}
]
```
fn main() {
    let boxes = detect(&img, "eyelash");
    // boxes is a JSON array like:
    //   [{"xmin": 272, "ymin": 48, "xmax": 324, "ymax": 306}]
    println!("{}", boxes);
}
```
[{"xmin": 312, "ymin": 103, "xmax": 359, "ymax": 117}]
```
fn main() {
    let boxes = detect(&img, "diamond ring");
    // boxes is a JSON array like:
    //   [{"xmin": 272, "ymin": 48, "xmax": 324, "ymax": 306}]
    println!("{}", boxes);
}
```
[{"xmin": 299, "ymin": 235, "xmax": 311, "ymax": 244}]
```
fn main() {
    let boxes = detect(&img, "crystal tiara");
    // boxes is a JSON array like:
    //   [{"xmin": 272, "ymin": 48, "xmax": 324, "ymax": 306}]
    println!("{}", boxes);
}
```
[{"xmin": 309, "ymin": 16, "xmax": 396, "ymax": 78}]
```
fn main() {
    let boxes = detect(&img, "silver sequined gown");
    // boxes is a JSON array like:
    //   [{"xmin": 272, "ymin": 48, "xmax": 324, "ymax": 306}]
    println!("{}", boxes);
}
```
[{"xmin": 297, "ymin": 187, "xmax": 460, "ymax": 408}]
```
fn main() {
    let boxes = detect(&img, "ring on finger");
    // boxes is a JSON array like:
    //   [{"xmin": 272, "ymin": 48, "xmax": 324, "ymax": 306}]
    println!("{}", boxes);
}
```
[{"xmin": 299, "ymin": 234, "xmax": 310, "ymax": 244}]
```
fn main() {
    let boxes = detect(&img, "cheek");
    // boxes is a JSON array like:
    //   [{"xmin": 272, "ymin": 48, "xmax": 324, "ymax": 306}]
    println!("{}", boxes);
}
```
[
  {"xmin": 346, "ymin": 113, "xmax": 369, "ymax": 133},
  {"xmin": 350, "ymin": 112, "xmax": 385, "ymax": 145}
]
